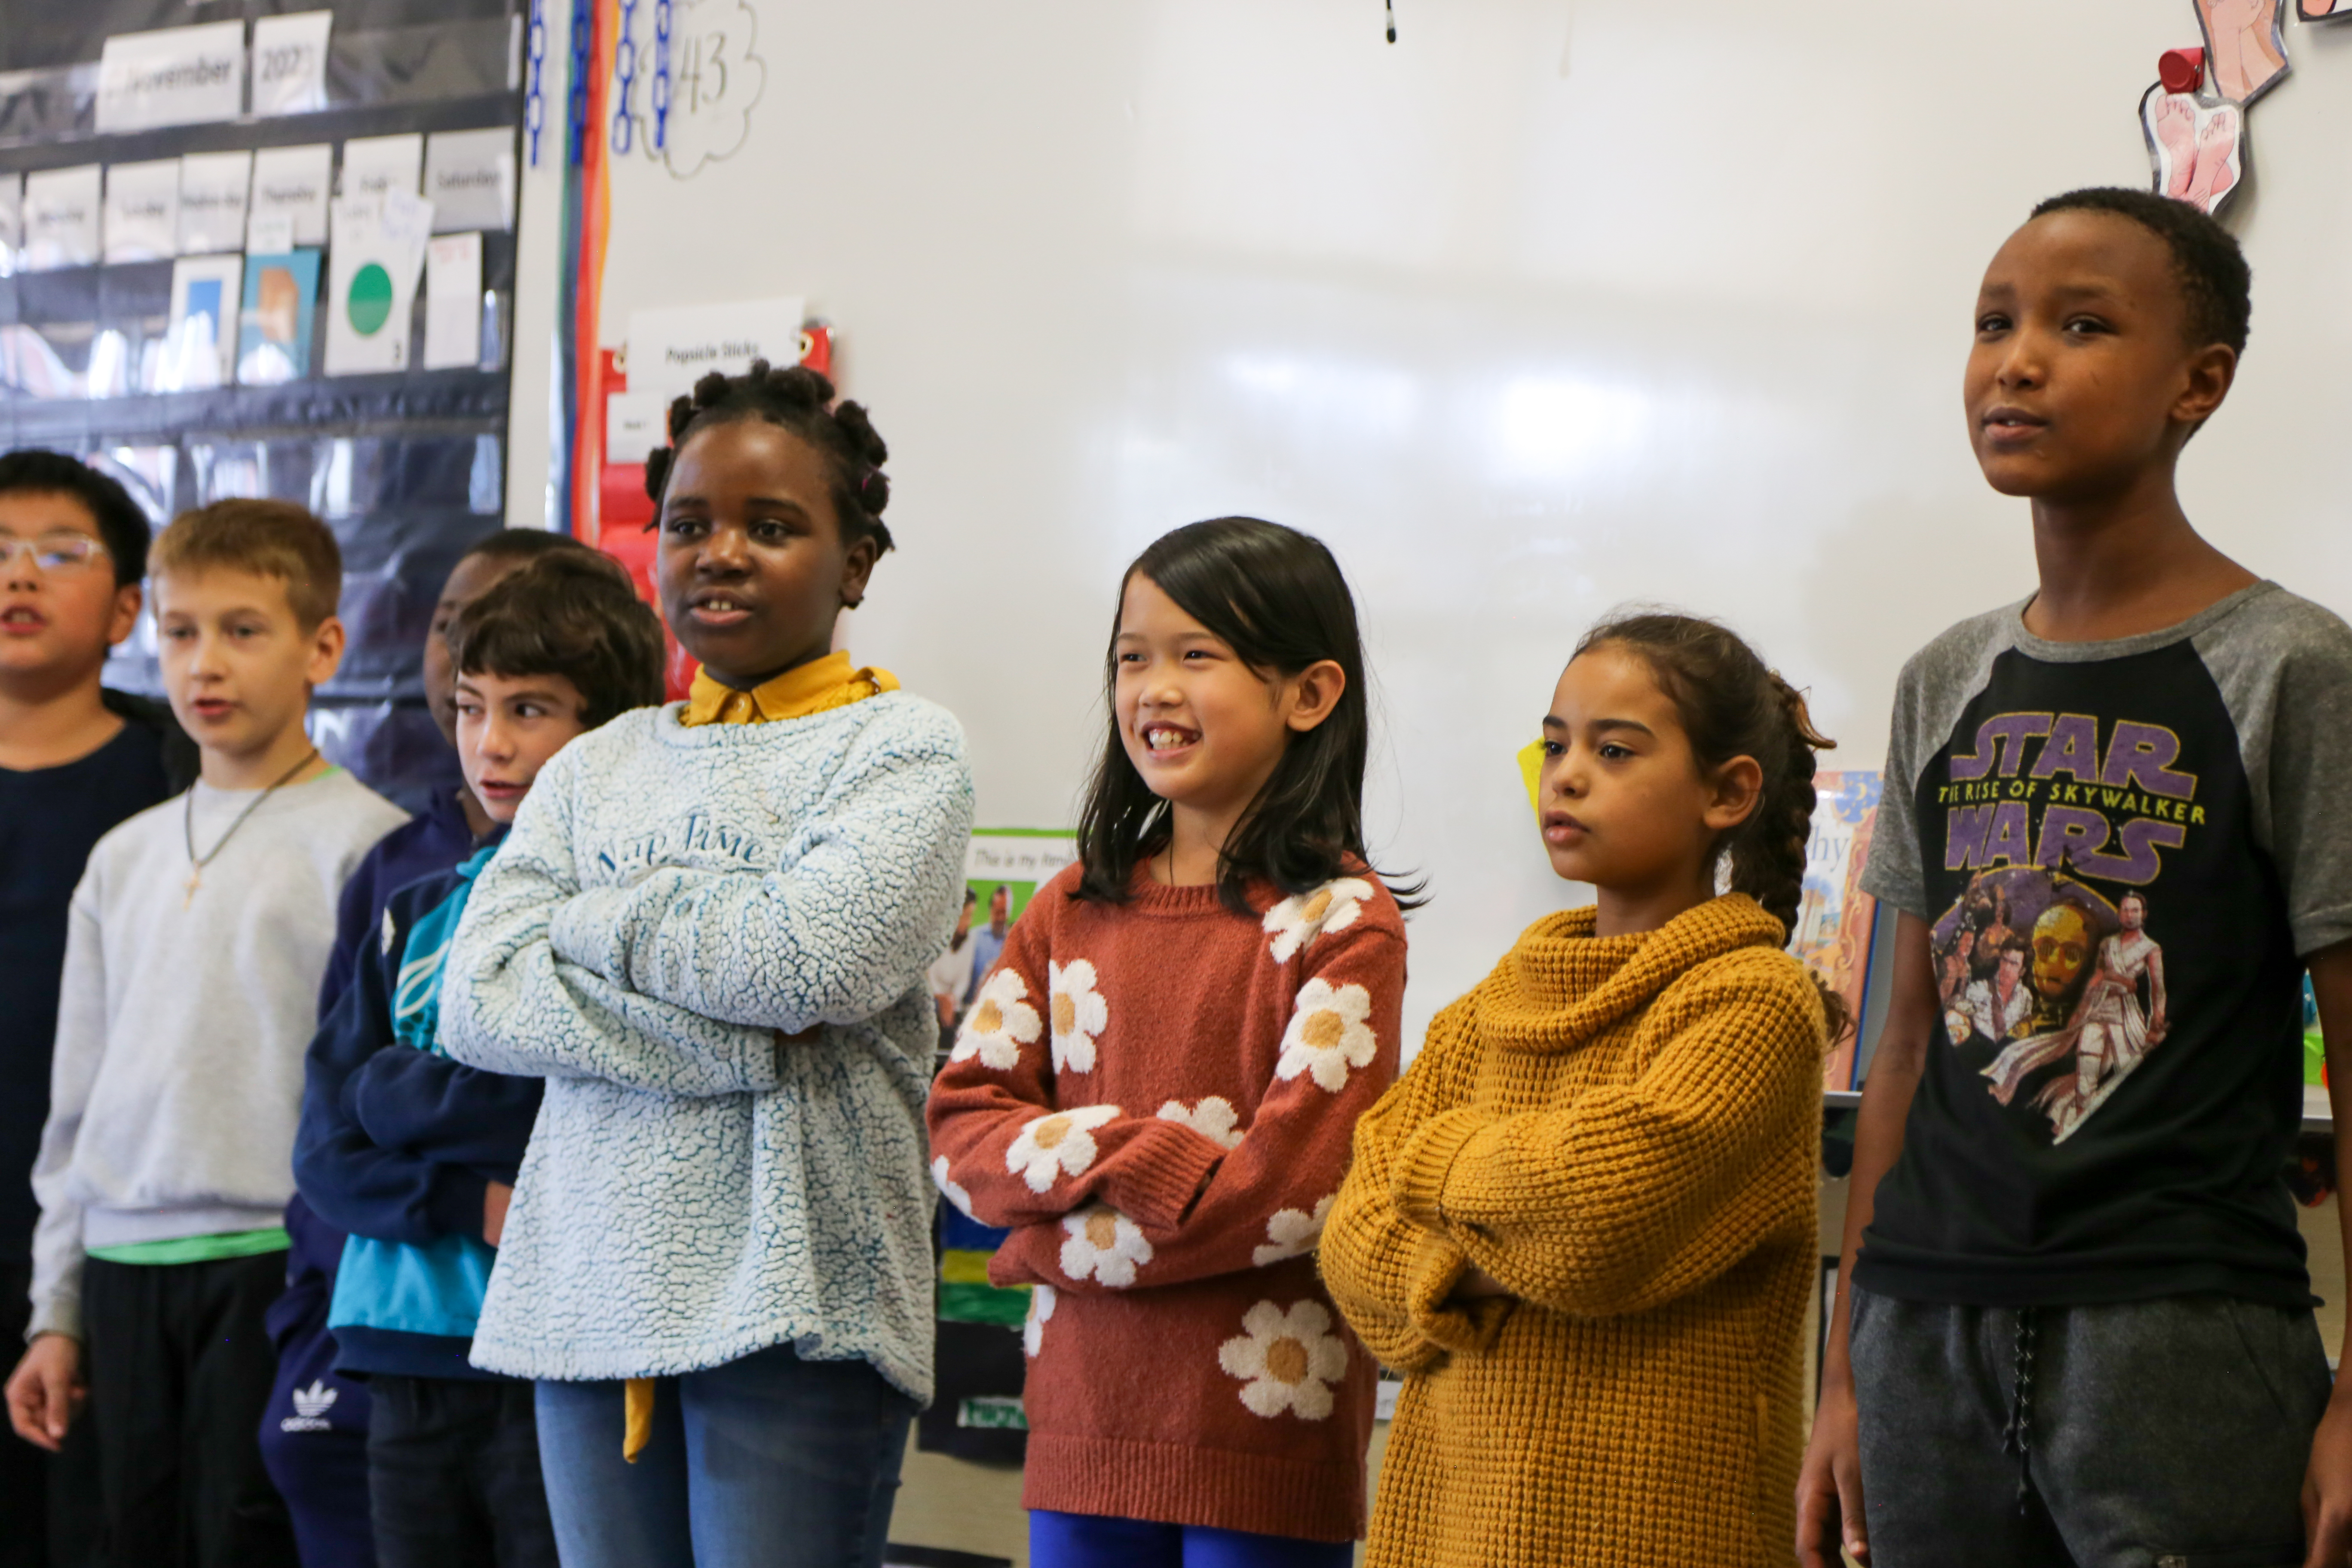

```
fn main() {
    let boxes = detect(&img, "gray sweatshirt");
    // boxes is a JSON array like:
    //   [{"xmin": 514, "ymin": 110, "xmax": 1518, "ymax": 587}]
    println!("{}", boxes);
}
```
[{"xmin": 29, "ymin": 768, "xmax": 403, "ymax": 1339}]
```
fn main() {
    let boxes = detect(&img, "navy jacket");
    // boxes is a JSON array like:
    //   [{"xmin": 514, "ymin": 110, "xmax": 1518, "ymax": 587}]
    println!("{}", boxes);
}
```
[{"xmin": 293, "ymin": 852, "xmax": 541, "ymax": 1379}]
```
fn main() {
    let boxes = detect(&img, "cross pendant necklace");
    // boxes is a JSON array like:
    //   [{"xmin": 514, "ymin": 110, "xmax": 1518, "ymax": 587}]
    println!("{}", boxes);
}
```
[{"xmin": 182, "ymin": 748, "xmax": 321, "ymax": 908}]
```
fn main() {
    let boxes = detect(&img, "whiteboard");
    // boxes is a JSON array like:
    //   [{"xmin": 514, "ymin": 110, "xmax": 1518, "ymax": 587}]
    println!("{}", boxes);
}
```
[{"xmin": 508, "ymin": 0, "xmax": 2352, "ymax": 1050}]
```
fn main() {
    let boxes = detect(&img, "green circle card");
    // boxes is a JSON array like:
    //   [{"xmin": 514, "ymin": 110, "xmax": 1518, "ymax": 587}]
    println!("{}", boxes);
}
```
[{"xmin": 347, "ymin": 263, "xmax": 394, "ymax": 336}]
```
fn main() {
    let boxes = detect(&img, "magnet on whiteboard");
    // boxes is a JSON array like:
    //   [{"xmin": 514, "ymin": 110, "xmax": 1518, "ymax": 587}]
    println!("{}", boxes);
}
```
[{"xmin": 2158, "ymin": 46, "xmax": 2205, "ymax": 95}]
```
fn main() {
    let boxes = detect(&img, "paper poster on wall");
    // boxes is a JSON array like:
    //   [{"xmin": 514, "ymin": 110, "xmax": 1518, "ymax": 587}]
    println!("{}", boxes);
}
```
[
  {"xmin": 23, "ymin": 166, "xmax": 101, "ymax": 271},
  {"xmin": 161, "ymin": 255, "xmax": 243, "ymax": 392},
  {"xmin": 322, "ymin": 190, "xmax": 432, "ymax": 376},
  {"xmin": 102, "ymin": 160, "xmax": 181, "ymax": 263},
  {"xmin": 2195, "ymin": 0, "xmax": 2289, "ymax": 105},
  {"xmin": 236, "ymin": 250, "xmax": 320, "ymax": 386},
  {"xmin": 95, "ymin": 22, "xmax": 245, "ymax": 135},
  {"xmin": 340, "ymin": 134, "xmax": 424, "ymax": 202},
  {"xmin": 177, "ymin": 152, "xmax": 252, "ymax": 255},
  {"xmin": 251, "ymin": 11, "xmax": 333, "ymax": 117},
  {"xmin": 626, "ymin": 297, "xmax": 805, "ymax": 401},
  {"xmin": 250, "ymin": 144, "xmax": 333, "ymax": 247},
  {"xmin": 423, "ymin": 232, "xmax": 483, "ymax": 370},
  {"xmin": 423, "ymin": 129, "xmax": 515, "ymax": 232},
  {"xmin": 2141, "ymin": 86, "xmax": 2243, "ymax": 217}
]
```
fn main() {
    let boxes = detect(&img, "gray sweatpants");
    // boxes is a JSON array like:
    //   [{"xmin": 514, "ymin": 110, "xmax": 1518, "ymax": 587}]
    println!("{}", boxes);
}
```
[{"xmin": 1850, "ymin": 1287, "xmax": 2330, "ymax": 1568}]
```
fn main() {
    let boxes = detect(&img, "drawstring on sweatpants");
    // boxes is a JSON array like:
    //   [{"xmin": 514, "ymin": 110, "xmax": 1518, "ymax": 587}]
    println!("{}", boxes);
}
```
[{"xmin": 1999, "ymin": 1306, "xmax": 2040, "ymax": 1516}]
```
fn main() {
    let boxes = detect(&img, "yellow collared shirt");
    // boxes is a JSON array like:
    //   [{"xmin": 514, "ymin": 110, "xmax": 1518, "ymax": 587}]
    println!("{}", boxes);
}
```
[{"xmin": 677, "ymin": 649, "xmax": 900, "ymax": 726}]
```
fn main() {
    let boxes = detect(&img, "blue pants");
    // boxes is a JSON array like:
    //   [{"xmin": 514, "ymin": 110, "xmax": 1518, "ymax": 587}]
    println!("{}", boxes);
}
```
[
  {"xmin": 1030, "ymin": 1511, "xmax": 1355, "ymax": 1568},
  {"xmin": 533, "ymin": 1344, "xmax": 913, "ymax": 1568}
]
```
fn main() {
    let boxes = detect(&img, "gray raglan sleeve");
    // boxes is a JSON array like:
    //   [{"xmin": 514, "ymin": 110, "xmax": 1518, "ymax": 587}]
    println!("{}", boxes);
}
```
[
  {"xmin": 1859, "ymin": 655, "xmax": 1932, "ymax": 922},
  {"xmin": 2207, "ymin": 597, "xmax": 2352, "ymax": 956}
]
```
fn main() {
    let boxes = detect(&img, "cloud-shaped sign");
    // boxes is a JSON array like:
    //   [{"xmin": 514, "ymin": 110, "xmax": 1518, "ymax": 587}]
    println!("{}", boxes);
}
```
[{"xmin": 660, "ymin": 0, "xmax": 766, "ymax": 180}]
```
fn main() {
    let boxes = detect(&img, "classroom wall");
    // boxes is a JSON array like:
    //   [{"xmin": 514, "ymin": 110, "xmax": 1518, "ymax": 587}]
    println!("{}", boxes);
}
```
[{"xmin": 510, "ymin": 0, "xmax": 2352, "ymax": 1050}]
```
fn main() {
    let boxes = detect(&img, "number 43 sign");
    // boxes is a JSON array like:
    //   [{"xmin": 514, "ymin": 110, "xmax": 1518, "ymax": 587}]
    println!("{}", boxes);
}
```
[{"xmin": 613, "ymin": 0, "xmax": 768, "ymax": 179}]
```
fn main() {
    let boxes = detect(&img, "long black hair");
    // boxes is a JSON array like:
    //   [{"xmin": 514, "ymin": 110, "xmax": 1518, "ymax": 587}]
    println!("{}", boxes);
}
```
[{"xmin": 1075, "ymin": 517, "xmax": 1419, "ymax": 914}]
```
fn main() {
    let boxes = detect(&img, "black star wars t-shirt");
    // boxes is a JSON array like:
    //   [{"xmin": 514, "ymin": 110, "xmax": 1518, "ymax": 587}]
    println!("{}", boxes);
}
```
[{"xmin": 1856, "ymin": 583, "xmax": 2352, "ymax": 1309}]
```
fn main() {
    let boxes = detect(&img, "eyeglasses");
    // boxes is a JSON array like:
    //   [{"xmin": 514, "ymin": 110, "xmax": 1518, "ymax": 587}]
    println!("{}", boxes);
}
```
[{"xmin": 0, "ymin": 534, "xmax": 109, "ymax": 574}]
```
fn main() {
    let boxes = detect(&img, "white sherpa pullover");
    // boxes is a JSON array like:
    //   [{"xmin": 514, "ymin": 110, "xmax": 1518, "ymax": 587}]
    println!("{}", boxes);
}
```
[{"xmin": 439, "ymin": 692, "xmax": 974, "ymax": 1399}]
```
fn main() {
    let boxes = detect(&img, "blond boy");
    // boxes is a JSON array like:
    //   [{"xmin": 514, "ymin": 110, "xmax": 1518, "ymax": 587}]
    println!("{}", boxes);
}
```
[{"xmin": 3, "ymin": 500, "xmax": 403, "ymax": 1563}]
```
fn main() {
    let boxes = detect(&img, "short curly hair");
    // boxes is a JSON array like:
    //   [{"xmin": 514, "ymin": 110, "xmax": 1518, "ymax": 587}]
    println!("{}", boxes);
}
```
[
  {"xmin": 445, "ymin": 551, "xmax": 667, "ymax": 730},
  {"xmin": 640, "ymin": 360, "xmax": 894, "ymax": 555},
  {"xmin": 2029, "ymin": 187, "xmax": 2251, "ymax": 356}
]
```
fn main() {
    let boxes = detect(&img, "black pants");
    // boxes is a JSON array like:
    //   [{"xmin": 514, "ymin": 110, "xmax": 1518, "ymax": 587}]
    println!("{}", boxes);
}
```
[
  {"xmin": 1851, "ymin": 1287, "xmax": 2329, "ymax": 1568},
  {"xmin": 366, "ymin": 1376, "xmax": 556, "ymax": 1568},
  {"xmin": 81, "ymin": 1252, "xmax": 298, "ymax": 1568},
  {"xmin": 0, "ymin": 1260, "xmax": 102, "ymax": 1568}
]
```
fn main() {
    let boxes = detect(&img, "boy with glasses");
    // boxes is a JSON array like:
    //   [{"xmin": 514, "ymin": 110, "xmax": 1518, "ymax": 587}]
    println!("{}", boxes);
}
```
[{"xmin": 0, "ymin": 449, "xmax": 192, "ymax": 1566}]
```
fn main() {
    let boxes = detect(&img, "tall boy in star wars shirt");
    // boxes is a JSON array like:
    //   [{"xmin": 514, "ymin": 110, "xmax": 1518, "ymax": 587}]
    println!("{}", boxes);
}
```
[{"xmin": 1798, "ymin": 189, "xmax": 2352, "ymax": 1568}]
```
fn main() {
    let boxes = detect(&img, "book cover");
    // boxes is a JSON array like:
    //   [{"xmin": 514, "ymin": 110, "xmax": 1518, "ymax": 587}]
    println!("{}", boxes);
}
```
[
  {"xmin": 236, "ymin": 249, "xmax": 319, "ymax": 386},
  {"xmin": 1794, "ymin": 770, "xmax": 1883, "ymax": 1091}
]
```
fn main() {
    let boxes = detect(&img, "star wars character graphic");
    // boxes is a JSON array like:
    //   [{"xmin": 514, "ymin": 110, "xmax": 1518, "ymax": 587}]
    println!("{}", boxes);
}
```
[
  {"xmin": 1932, "ymin": 866, "xmax": 2171, "ymax": 1143},
  {"xmin": 1984, "ymin": 891, "xmax": 2169, "ymax": 1142}
]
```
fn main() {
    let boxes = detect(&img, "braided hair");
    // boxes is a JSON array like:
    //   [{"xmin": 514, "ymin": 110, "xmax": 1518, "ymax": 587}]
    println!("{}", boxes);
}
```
[
  {"xmin": 640, "ymin": 359, "xmax": 895, "ymax": 555},
  {"xmin": 1573, "ymin": 610, "xmax": 1850, "ymax": 1041}
]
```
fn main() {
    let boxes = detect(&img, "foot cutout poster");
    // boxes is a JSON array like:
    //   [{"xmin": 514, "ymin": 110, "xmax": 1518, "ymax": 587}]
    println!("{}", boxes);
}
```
[{"xmin": 2141, "ymin": 86, "xmax": 2243, "ymax": 217}]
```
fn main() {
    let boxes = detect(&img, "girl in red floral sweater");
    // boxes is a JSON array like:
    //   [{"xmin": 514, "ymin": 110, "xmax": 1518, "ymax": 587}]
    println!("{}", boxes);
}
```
[{"xmin": 928, "ymin": 517, "xmax": 1411, "ymax": 1568}]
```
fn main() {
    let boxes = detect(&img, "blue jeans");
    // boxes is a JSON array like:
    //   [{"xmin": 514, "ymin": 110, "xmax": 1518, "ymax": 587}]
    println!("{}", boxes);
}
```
[
  {"xmin": 534, "ymin": 1344, "xmax": 913, "ymax": 1568},
  {"xmin": 1030, "ymin": 1510, "xmax": 1355, "ymax": 1568}
]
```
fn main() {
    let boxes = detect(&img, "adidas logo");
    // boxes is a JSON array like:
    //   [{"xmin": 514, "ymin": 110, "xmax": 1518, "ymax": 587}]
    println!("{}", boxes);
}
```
[{"xmin": 279, "ymin": 1379, "xmax": 338, "ymax": 1433}]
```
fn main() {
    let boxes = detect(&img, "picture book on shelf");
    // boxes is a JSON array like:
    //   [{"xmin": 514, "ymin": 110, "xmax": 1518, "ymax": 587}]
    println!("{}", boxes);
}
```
[{"xmin": 1794, "ymin": 770, "xmax": 1882, "ymax": 1091}]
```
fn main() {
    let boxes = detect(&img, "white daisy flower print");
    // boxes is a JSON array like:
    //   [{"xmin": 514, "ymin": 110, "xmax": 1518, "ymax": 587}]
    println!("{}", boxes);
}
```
[
  {"xmin": 1155, "ymin": 1096, "xmax": 1244, "ymax": 1151},
  {"xmin": 1251, "ymin": 1194, "xmax": 1334, "ymax": 1267},
  {"xmin": 931, "ymin": 1156, "xmax": 975, "ymax": 1220},
  {"xmin": 1274, "ymin": 978, "xmax": 1378, "ymax": 1093},
  {"xmin": 950, "ymin": 968, "xmax": 1042, "ymax": 1072},
  {"xmin": 1059, "ymin": 1204, "xmax": 1154, "ymax": 1287},
  {"xmin": 1262, "ymin": 877, "xmax": 1374, "ymax": 962},
  {"xmin": 1024, "ymin": 1284, "xmax": 1057, "ymax": 1358},
  {"xmin": 1218, "ymin": 1299, "xmax": 1349, "ymax": 1421},
  {"xmin": 1048, "ymin": 959, "xmax": 1109, "ymax": 1074},
  {"xmin": 1005, "ymin": 1104, "xmax": 1122, "ymax": 1193}
]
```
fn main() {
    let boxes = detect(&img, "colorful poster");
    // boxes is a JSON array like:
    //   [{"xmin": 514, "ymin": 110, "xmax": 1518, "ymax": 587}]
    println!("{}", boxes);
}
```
[
  {"xmin": 177, "ymin": 151, "xmax": 252, "ymax": 254},
  {"xmin": 322, "ymin": 190, "xmax": 432, "ymax": 376},
  {"xmin": 162, "ymin": 254, "xmax": 244, "ymax": 392},
  {"xmin": 236, "ymin": 250, "xmax": 320, "ymax": 386},
  {"xmin": 1795, "ymin": 771, "xmax": 1882, "ymax": 1091},
  {"xmin": 102, "ymin": 160, "xmax": 180, "ymax": 263}
]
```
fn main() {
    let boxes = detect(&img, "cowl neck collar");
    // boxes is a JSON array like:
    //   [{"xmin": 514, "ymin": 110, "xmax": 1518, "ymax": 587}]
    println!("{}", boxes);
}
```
[{"xmin": 1485, "ymin": 894, "xmax": 1788, "ymax": 1055}]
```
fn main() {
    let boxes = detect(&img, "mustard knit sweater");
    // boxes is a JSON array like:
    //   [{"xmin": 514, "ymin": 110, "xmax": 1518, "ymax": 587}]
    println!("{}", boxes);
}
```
[{"xmin": 1320, "ymin": 895, "xmax": 1825, "ymax": 1568}]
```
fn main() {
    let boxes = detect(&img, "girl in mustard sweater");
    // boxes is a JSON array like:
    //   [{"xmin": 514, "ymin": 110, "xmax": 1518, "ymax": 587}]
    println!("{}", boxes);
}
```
[{"xmin": 1322, "ymin": 611, "xmax": 1841, "ymax": 1568}]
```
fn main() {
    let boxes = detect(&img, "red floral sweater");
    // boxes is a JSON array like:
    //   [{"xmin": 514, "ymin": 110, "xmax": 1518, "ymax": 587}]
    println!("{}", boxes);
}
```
[{"xmin": 926, "ymin": 862, "xmax": 1407, "ymax": 1542}]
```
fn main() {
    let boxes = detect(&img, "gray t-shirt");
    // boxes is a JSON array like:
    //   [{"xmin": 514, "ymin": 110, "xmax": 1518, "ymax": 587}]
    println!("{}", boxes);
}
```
[{"xmin": 1856, "ymin": 581, "xmax": 2352, "ymax": 1308}]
